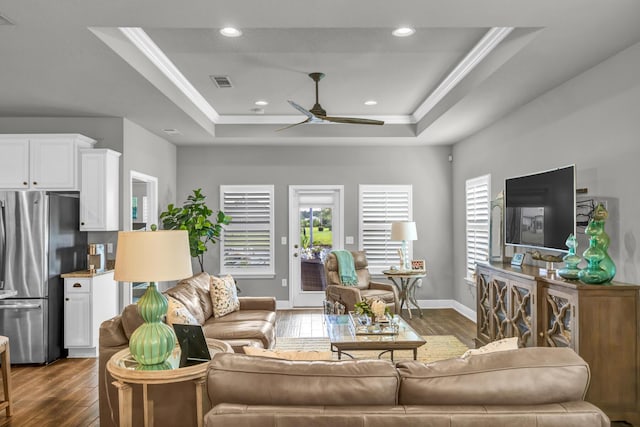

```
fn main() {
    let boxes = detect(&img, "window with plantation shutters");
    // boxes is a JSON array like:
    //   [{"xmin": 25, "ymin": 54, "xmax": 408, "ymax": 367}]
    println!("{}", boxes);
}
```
[
  {"xmin": 466, "ymin": 175, "xmax": 491, "ymax": 280},
  {"xmin": 359, "ymin": 185, "xmax": 413, "ymax": 275},
  {"xmin": 220, "ymin": 185, "xmax": 275, "ymax": 277}
]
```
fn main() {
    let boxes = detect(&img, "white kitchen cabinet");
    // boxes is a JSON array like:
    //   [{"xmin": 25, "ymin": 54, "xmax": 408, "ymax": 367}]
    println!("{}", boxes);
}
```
[
  {"xmin": 0, "ymin": 134, "xmax": 95, "ymax": 190},
  {"xmin": 80, "ymin": 149, "xmax": 121, "ymax": 231},
  {"xmin": 63, "ymin": 271, "xmax": 118, "ymax": 358}
]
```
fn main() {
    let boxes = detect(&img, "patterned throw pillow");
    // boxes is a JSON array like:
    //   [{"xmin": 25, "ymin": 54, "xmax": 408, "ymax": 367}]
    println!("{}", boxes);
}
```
[
  {"xmin": 461, "ymin": 337, "xmax": 519, "ymax": 358},
  {"xmin": 210, "ymin": 274, "xmax": 240, "ymax": 317},
  {"xmin": 165, "ymin": 295, "xmax": 198, "ymax": 326}
]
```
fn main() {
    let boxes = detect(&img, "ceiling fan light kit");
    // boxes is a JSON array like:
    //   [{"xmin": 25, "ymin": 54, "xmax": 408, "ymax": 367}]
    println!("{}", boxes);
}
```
[{"xmin": 280, "ymin": 72, "xmax": 385, "ymax": 131}]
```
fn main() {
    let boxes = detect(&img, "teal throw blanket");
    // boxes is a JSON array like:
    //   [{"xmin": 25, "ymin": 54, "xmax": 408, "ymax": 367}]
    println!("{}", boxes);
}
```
[{"xmin": 332, "ymin": 250, "xmax": 358, "ymax": 286}]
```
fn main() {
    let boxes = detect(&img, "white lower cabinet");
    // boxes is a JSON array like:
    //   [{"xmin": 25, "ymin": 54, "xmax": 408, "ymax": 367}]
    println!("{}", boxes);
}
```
[{"xmin": 63, "ymin": 271, "xmax": 118, "ymax": 357}]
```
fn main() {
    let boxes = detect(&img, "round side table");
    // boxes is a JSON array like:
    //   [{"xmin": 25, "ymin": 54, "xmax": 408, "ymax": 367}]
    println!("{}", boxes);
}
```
[
  {"xmin": 107, "ymin": 338, "xmax": 233, "ymax": 427},
  {"xmin": 382, "ymin": 270, "xmax": 426, "ymax": 319}
]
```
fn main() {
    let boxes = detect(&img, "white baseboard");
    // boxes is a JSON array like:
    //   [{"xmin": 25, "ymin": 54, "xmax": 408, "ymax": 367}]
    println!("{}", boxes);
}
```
[
  {"xmin": 416, "ymin": 299, "xmax": 476, "ymax": 322},
  {"xmin": 276, "ymin": 299, "xmax": 477, "ymax": 323},
  {"xmin": 276, "ymin": 300, "xmax": 292, "ymax": 310},
  {"xmin": 67, "ymin": 347, "xmax": 97, "ymax": 358}
]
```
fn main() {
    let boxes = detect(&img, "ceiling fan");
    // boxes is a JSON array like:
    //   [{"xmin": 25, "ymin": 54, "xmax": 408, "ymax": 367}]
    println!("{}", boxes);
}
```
[{"xmin": 279, "ymin": 72, "xmax": 384, "ymax": 131}]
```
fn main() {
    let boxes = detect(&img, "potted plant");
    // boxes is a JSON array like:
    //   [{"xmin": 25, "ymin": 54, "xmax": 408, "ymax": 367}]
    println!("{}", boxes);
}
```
[{"xmin": 160, "ymin": 188, "xmax": 231, "ymax": 272}]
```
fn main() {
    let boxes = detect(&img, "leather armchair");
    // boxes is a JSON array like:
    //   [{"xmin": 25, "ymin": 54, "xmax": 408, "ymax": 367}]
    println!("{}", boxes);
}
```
[{"xmin": 324, "ymin": 251, "xmax": 399, "ymax": 314}]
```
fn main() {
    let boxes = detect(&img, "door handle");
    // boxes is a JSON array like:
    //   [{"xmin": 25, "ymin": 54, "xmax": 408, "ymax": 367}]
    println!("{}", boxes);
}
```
[
  {"xmin": 0, "ymin": 303, "xmax": 41, "ymax": 309},
  {"xmin": 293, "ymin": 253, "xmax": 298, "ymax": 257},
  {"xmin": 294, "ymin": 244, "xmax": 299, "ymax": 248}
]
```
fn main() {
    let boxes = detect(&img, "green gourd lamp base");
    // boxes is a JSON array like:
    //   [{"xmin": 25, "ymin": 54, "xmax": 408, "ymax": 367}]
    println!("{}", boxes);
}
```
[{"xmin": 129, "ymin": 282, "xmax": 176, "ymax": 366}]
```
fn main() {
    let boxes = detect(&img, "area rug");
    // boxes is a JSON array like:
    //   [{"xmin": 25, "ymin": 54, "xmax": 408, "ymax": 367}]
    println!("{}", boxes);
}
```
[{"xmin": 275, "ymin": 335, "xmax": 468, "ymax": 363}]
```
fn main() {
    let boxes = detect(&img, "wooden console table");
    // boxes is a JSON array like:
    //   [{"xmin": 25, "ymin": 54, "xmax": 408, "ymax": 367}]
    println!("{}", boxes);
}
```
[
  {"xmin": 476, "ymin": 262, "xmax": 640, "ymax": 426},
  {"xmin": 107, "ymin": 339, "xmax": 233, "ymax": 427}
]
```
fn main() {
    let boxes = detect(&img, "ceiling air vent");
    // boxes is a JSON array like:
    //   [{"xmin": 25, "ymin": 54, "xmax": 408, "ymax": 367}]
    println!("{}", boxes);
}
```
[
  {"xmin": 210, "ymin": 75, "xmax": 233, "ymax": 89},
  {"xmin": 0, "ymin": 13, "xmax": 14, "ymax": 25}
]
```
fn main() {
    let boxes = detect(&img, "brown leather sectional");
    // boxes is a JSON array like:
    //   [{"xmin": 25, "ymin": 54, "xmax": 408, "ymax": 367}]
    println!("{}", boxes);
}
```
[
  {"xmin": 204, "ymin": 347, "xmax": 610, "ymax": 426},
  {"xmin": 98, "ymin": 272, "xmax": 277, "ymax": 427}
]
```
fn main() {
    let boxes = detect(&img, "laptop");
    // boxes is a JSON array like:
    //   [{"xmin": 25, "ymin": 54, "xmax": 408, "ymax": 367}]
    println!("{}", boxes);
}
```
[{"xmin": 172, "ymin": 324, "xmax": 211, "ymax": 367}]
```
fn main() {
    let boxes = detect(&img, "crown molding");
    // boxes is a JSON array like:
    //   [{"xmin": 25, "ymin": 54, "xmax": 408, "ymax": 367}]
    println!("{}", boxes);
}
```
[
  {"xmin": 216, "ymin": 115, "xmax": 414, "ymax": 125},
  {"xmin": 119, "ymin": 27, "xmax": 220, "ymax": 123},
  {"xmin": 412, "ymin": 26, "xmax": 514, "ymax": 122}
]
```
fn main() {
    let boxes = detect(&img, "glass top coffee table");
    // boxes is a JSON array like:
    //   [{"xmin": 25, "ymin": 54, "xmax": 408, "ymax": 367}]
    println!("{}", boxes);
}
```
[{"xmin": 324, "ymin": 314, "xmax": 426, "ymax": 361}]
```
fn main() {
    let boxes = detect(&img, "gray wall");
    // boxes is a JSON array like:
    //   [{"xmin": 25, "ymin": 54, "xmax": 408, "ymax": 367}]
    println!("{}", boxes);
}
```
[
  {"xmin": 452, "ymin": 40, "xmax": 640, "ymax": 310},
  {"xmin": 177, "ymin": 145, "xmax": 453, "ymax": 302},
  {"xmin": 122, "ymin": 118, "xmax": 177, "ymax": 227}
]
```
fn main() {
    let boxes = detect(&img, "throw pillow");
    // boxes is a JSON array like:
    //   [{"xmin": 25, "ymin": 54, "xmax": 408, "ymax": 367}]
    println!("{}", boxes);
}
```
[
  {"xmin": 165, "ymin": 272, "xmax": 212, "ymax": 324},
  {"xmin": 461, "ymin": 337, "xmax": 519, "ymax": 358},
  {"xmin": 210, "ymin": 274, "xmax": 240, "ymax": 317},
  {"xmin": 165, "ymin": 295, "xmax": 199, "ymax": 327},
  {"xmin": 243, "ymin": 346, "xmax": 332, "ymax": 361}
]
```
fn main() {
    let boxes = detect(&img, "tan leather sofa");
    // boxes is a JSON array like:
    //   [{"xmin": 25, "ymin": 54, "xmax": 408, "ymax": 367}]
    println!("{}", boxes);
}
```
[
  {"xmin": 204, "ymin": 347, "xmax": 609, "ymax": 427},
  {"xmin": 98, "ymin": 272, "xmax": 277, "ymax": 427}
]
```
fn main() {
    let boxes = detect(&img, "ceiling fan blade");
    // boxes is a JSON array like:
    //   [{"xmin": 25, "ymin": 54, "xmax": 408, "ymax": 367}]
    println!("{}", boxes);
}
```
[
  {"xmin": 287, "ymin": 100, "xmax": 315, "ymax": 119},
  {"xmin": 275, "ymin": 118, "xmax": 310, "ymax": 132},
  {"xmin": 321, "ymin": 116, "xmax": 385, "ymax": 125}
]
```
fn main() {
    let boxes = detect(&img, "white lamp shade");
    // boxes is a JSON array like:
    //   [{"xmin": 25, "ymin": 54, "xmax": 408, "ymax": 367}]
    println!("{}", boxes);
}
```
[
  {"xmin": 114, "ymin": 230, "xmax": 193, "ymax": 282},
  {"xmin": 390, "ymin": 221, "xmax": 417, "ymax": 241}
]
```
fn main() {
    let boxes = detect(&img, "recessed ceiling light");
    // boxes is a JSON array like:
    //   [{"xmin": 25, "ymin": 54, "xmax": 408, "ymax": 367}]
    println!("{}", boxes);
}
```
[
  {"xmin": 392, "ymin": 27, "xmax": 415, "ymax": 37},
  {"xmin": 255, "ymin": 100, "xmax": 269, "ymax": 106},
  {"xmin": 364, "ymin": 100, "xmax": 378, "ymax": 106},
  {"xmin": 162, "ymin": 128, "xmax": 181, "ymax": 136},
  {"xmin": 220, "ymin": 27, "xmax": 242, "ymax": 38}
]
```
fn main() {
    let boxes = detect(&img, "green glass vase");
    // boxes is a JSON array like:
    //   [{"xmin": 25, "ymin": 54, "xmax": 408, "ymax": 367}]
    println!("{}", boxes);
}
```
[
  {"xmin": 558, "ymin": 233, "xmax": 581, "ymax": 280},
  {"xmin": 129, "ymin": 282, "xmax": 176, "ymax": 366},
  {"xmin": 578, "ymin": 237, "xmax": 609, "ymax": 284},
  {"xmin": 578, "ymin": 204, "xmax": 616, "ymax": 284}
]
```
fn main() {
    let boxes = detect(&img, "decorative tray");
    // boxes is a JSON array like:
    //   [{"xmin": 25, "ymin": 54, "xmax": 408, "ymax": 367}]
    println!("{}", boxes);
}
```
[{"xmin": 348, "ymin": 312, "xmax": 398, "ymax": 336}]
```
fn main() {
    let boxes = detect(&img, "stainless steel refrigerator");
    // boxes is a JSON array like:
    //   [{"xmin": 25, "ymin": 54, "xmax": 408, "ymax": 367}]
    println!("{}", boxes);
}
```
[{"xmin": 0, "ymin": 191, "xmax": 87, "ymax": 364}]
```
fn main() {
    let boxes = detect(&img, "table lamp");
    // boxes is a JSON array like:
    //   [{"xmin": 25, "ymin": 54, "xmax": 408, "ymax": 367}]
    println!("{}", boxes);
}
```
[
  {"xmin": 114, "ymin": 229, "xmax": 193, "ymax": 366},
  {"xmin": 391, "ymin": 221, "xmax": 417, "ymax": 271}
]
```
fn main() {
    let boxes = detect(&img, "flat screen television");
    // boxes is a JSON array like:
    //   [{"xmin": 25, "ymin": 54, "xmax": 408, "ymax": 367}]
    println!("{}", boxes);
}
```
[{"xmin": 504, "ymin": 165, "xmax": 575, "ymax": 252}]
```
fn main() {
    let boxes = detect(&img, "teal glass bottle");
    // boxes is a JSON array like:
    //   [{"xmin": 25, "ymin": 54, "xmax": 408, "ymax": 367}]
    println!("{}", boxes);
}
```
[
  {"xmin": 578, "ymin": 237, "xmax": 609, "ymax": 284},
  {"xmin": 558, "ymin": 233, "xmax": 581, "ymax": 280},
  {"xmin": 580, "ymin": 204, "xmax": 616, "ymax": 283}
]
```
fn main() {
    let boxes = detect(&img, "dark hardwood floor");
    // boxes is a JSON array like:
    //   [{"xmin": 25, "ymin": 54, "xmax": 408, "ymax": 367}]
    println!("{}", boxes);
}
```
[{"xmin": 0, "ymin": 308, "xmax": 628, "ymax": 426}]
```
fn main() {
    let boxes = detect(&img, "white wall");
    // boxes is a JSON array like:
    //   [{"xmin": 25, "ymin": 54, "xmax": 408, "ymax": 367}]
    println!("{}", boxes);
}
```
[
  {"xmin": 177, "ymin": 144, "xmax": 453, "ymax": 302},
  {"xmin": 452, "ymin": 40, "xmax": 640, "ymax": 309}
]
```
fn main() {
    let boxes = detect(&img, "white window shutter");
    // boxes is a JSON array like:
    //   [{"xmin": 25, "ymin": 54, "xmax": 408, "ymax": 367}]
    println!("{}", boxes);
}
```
[
  {"xmin": 465, "ymin": 175, "xmax": 491, "ymax": 279},
  {"xmin": 359, "ymin": 185, "xmax": 413, "ymax": 274},
  {"xmin": 220, "ymin": 185, "xmax": 275, "ymax": 277}
]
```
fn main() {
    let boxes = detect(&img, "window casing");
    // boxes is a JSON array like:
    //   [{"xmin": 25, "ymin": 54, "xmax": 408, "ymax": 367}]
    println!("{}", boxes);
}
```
[
  {"xmin": 359, "ymin": 185, "xmax": 413, "ymax": 275},
  {"xmin": 220, "ymin": 185, "xmax": 275, "ymax": 277},
  {"xmin": 465, "ymin": 175, "xmax": 491, "ymax": 280}
]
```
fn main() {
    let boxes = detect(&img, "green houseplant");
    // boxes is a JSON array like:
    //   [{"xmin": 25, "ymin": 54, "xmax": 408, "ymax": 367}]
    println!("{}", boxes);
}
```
[{"xmin": 160, "ymin": 188, "xmax": 231, "ymax": 272}]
